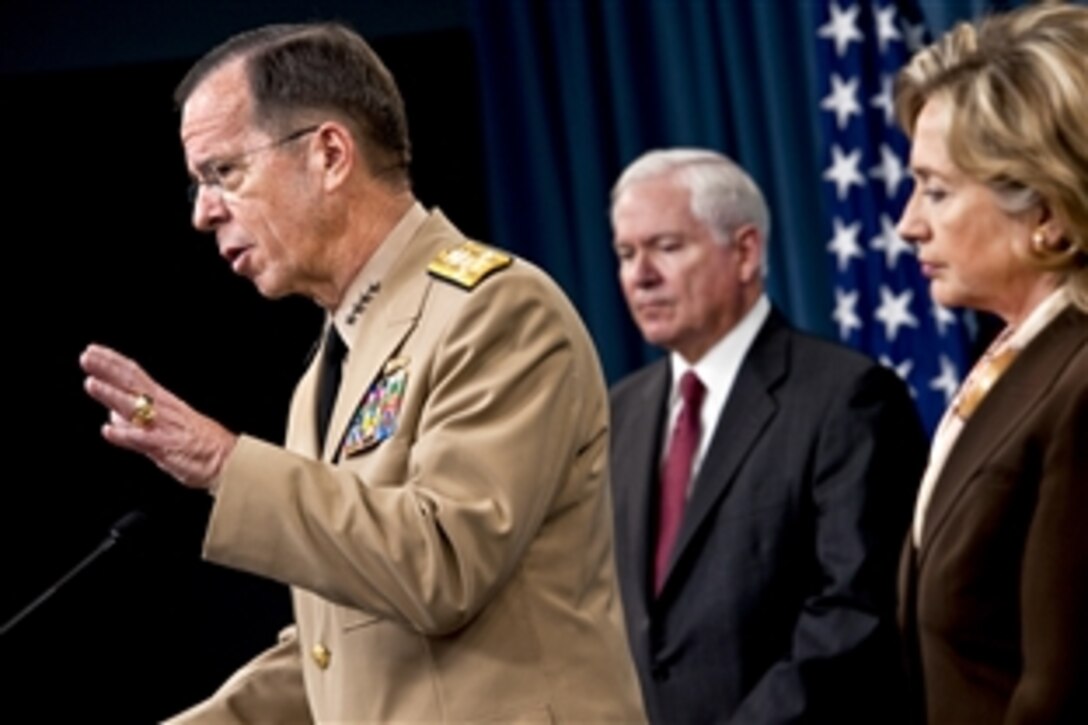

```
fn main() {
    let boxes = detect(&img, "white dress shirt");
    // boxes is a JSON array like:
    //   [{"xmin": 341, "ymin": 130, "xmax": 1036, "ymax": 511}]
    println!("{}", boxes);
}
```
[{"xmin": 664, "ymin": 294, "xmax": 771, "ymax": 494}]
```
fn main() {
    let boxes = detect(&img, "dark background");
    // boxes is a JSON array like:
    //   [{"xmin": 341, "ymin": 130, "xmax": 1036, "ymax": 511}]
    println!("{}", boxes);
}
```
[{"xmin": 1, "ymin": 3, "xmax": 489, "ymax": 720}]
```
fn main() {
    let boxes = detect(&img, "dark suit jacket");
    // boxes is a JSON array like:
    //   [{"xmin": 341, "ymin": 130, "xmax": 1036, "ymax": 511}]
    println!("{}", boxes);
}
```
[
  {"xmin": 899, "ymin": 306, "xmax": 1087, "ymax": 725},
  {"xmin": 611, "ymin": 309, "xmax": 927, "ymax": 724}
]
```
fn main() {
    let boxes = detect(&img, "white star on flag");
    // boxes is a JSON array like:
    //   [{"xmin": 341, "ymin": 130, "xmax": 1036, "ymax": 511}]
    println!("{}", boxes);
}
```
[
  {"xmin": 828, "ymin": 217, "xmax": 864, "ymax": 271},
  {"xmin": 869, "ymin": 143, "xmax": 907, "ymax": 197},
  {"xmin": 879, "ymin": 354, "xmax": 915, "ymax": 382},
  {"xmin": 875, "ymin": 285, "xmax": 919, "ymax": 342},
  {"xmin": 818, "ymin": 2, "xmax": 864, "ymax": 57},
  {"xmin": 870, "ymin": 74, "xmax": 895, "ymax": 126},
  {"xmin": 879, "ymin": 354, "xmax": 916, "ymax": 397},
  {"xmin": 824, "ymin": 144, "xmax": 865, "ymax": 200},
  {"xmin": 821, "ymin": 73, "xmax": 862, "ymax": 130},
  {"xmin": 870, "ymin": 213, "xmax": 914, "ymax": 269},
  {"xmin": 903, "ymin": 19, "xmax": 927, "ymax": 51},
  {"xmin": 875, "ymin": 4, "xmax": 903, "ymax": 52},
  {"xmin": 833, "ymin": 287, "xmax": 864, "ymax": 339},
  {"xmin": 932, "ymin": 300, "xmax": 957, "ymax": 336},
  {"xmin": 930, "ymin": 355, "xmax": 961, "ymax": 405}
]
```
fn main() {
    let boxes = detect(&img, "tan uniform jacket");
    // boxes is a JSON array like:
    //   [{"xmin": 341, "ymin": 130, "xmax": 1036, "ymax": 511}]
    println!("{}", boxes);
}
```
[{"xmin": 169, "ymin": 211, "xmax": 645, "ymax": 723}]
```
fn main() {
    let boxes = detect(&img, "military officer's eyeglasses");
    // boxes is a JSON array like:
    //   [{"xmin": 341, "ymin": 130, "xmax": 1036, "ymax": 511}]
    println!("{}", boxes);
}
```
[{"xmin": 187, "ymin": 125, "xmax": 319, "ymax": 205}]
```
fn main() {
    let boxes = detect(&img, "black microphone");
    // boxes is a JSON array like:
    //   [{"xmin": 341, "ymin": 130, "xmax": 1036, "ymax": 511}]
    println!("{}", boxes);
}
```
[{"xmin": 0, "ymin": 509, "xmax": 147, "ymax": 637}]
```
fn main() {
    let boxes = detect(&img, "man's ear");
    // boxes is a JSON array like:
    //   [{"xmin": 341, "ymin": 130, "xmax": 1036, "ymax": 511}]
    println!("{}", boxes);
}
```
[
  {"xmin": 732, "ymin": 224, "xmax": 763, "ymax": 284},
  {"xmin": 313, "ymin": 122, "xmax": 355, "ymax": 190}
]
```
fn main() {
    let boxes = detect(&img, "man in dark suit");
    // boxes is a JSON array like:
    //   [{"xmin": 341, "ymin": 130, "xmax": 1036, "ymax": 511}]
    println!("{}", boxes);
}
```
[{"xmin": 609, "ymin": 148, "xmax": 927, "ymax": 723}]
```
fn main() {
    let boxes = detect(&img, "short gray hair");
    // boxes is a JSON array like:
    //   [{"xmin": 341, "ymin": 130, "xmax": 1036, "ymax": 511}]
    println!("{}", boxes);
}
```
[{"xmin": 611, "ymin": 148, "xmax": 771, "ymax": 247}]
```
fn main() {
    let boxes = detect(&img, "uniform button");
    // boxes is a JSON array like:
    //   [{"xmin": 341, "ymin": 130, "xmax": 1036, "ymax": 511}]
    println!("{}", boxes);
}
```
[{"xmin": 311, "ymin": 644, "xmax": 331, "ymax": 670}]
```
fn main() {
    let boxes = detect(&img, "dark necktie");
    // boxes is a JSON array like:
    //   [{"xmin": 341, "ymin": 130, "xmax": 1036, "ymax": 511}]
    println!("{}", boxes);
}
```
[
  {"xmin": 315, "ymin": 324, "xmax": 347, "ymax": 450},
  {"xmin": 654, "ymin": 370, "xmax": 705, "ymax": 595}
]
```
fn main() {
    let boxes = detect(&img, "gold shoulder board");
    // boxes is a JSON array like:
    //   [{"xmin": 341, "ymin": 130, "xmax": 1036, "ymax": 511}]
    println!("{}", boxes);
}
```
[{"xmin": 427, "ymin": 241, "xmax": 513, "ymax": 290}]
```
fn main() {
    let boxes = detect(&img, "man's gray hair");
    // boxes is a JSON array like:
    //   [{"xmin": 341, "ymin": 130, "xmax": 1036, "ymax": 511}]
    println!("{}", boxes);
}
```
[{"xmin": 611, "ymin": 148, "xmax": 771, "ymax": 247}]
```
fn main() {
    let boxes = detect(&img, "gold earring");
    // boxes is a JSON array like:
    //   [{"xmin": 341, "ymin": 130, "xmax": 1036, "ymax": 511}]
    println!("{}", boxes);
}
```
[{"xmin": 1031, "ymin": 229, "xmax": 1048, "ymax": 255}]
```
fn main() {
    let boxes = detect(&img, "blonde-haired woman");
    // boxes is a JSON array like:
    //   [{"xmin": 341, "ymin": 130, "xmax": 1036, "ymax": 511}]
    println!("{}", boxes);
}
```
[{"xmin": 895, "ymin": 4, "xmax": 1087, "ymax": 723}]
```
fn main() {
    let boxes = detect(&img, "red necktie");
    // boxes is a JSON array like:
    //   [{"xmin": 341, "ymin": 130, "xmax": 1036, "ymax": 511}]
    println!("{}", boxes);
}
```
[{"xmin": 654, "ymin": 370, "xmax": 705, "ymax": 595}]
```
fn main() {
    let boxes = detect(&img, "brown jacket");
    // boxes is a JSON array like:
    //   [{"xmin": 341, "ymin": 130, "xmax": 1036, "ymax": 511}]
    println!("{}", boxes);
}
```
[{"xmin": 899, "ymin": 306, "xmax": 1087, "ymax": 724}]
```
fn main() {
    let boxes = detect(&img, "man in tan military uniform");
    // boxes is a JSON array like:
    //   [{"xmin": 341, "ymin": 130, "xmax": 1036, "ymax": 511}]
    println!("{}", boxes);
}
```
[{"xmin": 80, "ymin": 22, "xmax": 644, "ymax": 723}]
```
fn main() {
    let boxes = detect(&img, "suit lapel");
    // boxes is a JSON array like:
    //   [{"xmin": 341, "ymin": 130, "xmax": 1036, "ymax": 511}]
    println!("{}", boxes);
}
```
[
  {"xmin": 662, "ymin": 313, "xmax": 786, "ymax": 591},
  {"xmin": 918, "ymin": 307, "xmax": 1087, "ymax": 563}
]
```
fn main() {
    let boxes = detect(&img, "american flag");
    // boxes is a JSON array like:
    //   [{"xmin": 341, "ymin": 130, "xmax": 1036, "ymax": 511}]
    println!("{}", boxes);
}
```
[{"xmin": 815, "ymin": 0, "xmax": 971, "ymax": 436}]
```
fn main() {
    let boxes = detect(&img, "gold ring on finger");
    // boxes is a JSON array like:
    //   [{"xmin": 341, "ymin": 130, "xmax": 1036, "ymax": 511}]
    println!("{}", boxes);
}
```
[{"xmin": 131, "ymin": 393, "xmax": 156, "ymax": 426}]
